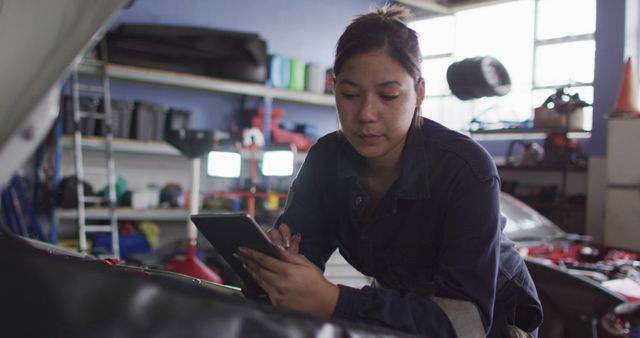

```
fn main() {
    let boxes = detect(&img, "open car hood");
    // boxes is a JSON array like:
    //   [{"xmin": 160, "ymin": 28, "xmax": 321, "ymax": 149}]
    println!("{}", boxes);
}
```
[
  {"xmin": 0, "ymin": 230, "xmax": 414, "ymax": 338},
  {"xmin": 0, "ymin": 0, "xmax": 129, "ymax": 185}
]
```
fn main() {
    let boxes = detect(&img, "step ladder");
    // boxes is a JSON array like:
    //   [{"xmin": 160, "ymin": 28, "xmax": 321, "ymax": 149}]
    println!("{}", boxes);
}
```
[{"xmin": 71, "ymin": 41, "xmax": 119, "ymax": 258}]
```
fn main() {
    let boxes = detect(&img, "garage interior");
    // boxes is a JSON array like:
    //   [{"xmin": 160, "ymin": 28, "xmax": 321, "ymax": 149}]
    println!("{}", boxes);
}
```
[{"xmin": 1, "ymin": 0, "xmax": 640, "ymax": 337}]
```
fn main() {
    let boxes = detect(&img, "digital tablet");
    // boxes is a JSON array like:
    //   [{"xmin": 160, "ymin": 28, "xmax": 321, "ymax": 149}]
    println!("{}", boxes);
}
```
[{"xmin": 190, "ymin": 213, "xmax": 279, "ymax": 301}]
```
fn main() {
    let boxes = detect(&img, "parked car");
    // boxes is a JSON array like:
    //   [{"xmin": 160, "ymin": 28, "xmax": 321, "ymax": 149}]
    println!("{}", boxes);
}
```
[{"xmin": 501, "ymin": 192, "xmax": 640, "ymax": 338}]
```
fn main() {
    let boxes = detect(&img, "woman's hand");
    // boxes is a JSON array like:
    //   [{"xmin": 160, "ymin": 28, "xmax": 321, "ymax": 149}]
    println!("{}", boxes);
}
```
[
  {"xmin": 267, "ymin": 223, "xmax": 301, "ymax": 254},
  {"xmin": 237, "ymin": 245, "xmax": 339, "ymax": 318}
]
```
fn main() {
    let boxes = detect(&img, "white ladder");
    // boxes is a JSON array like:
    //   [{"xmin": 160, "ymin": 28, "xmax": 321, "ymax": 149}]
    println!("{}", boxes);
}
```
[{"xmin": 71, "ymin": 41, "xmax": 120, "ymax": 258}]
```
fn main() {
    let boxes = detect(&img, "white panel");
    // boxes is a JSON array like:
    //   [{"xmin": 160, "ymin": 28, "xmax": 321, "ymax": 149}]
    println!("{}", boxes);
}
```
[
  {"xmin": 604, "ymin": 188, "xmax": 640, "ymax": 251},
  {"xmin": 607, "ymin": 119, "xmax": 640, "ymax": 185},
  {"xmin": 586, "ymin": 156, "xmax": 606, "ymax": 242}
]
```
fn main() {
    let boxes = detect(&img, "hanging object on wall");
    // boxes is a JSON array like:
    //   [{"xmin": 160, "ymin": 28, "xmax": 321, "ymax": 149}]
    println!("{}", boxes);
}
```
[
  {"xmin": 446, "ymin": 56, "xmax": 511, "ymax": 101},
  {"xmin": 609, "ymin": 57, "xmax": 640, "ymax": 118}
]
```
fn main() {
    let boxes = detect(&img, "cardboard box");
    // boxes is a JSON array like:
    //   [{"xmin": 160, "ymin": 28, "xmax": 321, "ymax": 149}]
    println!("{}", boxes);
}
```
[{"xmin": 533, "ymin": 106, "xmax": 584, "ymax": 130}]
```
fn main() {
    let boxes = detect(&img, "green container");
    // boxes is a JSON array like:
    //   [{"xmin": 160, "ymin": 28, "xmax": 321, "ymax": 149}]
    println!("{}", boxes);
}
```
[{"xmin": 288, "ymin": 59, "xmax": 305, "ymax": 91}]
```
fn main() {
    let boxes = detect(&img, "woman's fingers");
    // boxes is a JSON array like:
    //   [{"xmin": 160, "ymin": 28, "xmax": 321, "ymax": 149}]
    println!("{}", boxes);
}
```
[
  {"xmin": 290, "ymin": 233, "xmax": 301, "ymax": 253},
  {"xmin": 240, "ymin": 252, "xmax": 281, "ymax": 289},
  {"xmin": 267, "ymin": 227, "xmax": 285, "ymax": 248},
  {"xmin": 267, "ymin": 224, "xmax": 300, "ymax": 254},
  {"xmin": 279, "ymin": 224, "xmax": 292, "ymax": 248},
  {"xmin": 238, "ymin": 246, "xmax": 311, "ymax": 281},
  {"xmin": 238, "ymin": 247, "xmax": 289, "ymax": 274}
]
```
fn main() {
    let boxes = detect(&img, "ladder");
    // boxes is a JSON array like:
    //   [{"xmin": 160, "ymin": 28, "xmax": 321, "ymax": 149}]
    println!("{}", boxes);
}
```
[{"xmin": 71, "ymin": 41, "xmax": 120, "ymax": 258}]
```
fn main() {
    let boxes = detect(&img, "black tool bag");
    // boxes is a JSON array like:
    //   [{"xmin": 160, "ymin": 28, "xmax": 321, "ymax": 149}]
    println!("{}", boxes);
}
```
[{"xmin": 105, "ymin": 24, "xmax": 268, "ymax": 83}]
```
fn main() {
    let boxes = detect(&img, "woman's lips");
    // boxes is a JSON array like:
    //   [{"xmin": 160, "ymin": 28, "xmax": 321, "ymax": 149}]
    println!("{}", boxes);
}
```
[{"xmin": 357, "ymin": 133, "xmax": 382, "ymax": 145}]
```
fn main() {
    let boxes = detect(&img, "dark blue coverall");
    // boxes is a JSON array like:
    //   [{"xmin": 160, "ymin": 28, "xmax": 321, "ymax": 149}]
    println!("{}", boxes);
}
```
[{"xmin": 277, "ymin": 117, "xmax": 543, "ymax": 337}]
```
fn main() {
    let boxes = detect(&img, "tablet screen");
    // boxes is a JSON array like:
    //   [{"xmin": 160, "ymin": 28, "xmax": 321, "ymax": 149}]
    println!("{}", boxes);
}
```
[{"xmin": 191, "ymin": 213, "xmax": 278, "ymax": 301}]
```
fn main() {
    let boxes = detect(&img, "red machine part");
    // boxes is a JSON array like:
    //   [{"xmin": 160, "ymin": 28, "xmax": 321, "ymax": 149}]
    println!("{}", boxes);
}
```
[
  {"xmin": 252, "ymin": 107, "xmax": 313, "ymax": 151},
  {"xmin": 164, "ymin": 241, "xmax": 223, "ymax": 284}
]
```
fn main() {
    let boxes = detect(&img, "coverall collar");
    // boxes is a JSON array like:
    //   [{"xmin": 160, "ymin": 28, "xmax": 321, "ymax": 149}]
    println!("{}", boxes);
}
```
[{"xmin": 336, "ymin": 124, "xmax": 430, "ymax": 200}]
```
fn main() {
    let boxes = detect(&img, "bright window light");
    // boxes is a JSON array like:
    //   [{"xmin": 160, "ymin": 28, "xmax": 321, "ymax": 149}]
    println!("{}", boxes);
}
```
[
  {"xmin": 207, "ymin": 151, "xmax": 241, "ymax": 178},
  {"xmin": 422, "ymin": 57, "xmax": 454, "ymax": 96},
  {"xmin": 409, "ymin": 16, "xmax": 455, "ymax": 56},
  {"xmin": 534, "ymin": 40, "xmax": 595, "ymax": 87},
  {"xmin": 409, "ymin": 0, "xmax": 595, "ymax": 131},
  {"xmin": 261, "ymin": 150, "xmax": 294, "ymax": 176},
  {"xmin": 536, "ymin": 0, "xmax": 596, "ymax": 40}
]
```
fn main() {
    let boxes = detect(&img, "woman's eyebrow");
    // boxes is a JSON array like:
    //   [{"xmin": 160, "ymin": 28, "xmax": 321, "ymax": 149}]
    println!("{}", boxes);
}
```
[
  {"xmin": 376, "ymin": 80, "xmax": 402, "ymax": 88},
  {"xmin": 337, "ymin": 79, "xmax": 402, "ymax": 88},
  {"xmin": 336, "ymin": 79, "xmax": 359, "ymax": 87}
]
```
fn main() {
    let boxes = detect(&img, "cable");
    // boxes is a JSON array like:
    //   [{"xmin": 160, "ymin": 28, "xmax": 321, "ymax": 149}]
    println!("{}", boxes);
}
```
[
  {"xmin": 1, "ymin": 189, "xmax": 19, "ymax": 234},
  {"xmin": 11, "ymin": 176, "xmax": 45, "ymax": 241},
  {"xmin": 49, "ymin": 111, "xmax": 62, "ymax": 244}
]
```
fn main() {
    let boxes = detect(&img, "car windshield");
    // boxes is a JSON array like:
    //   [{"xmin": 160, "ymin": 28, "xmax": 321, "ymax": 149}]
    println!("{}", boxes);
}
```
[{"xmin": 500, "ymin": 193, "xmax": 565, "ymax": 242}]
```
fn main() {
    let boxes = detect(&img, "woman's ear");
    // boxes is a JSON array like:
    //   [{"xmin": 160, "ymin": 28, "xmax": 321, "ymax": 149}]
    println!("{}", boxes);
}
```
[{"xmin": 415, "ymin": 77, "xmax": 426, "ymax": 108}]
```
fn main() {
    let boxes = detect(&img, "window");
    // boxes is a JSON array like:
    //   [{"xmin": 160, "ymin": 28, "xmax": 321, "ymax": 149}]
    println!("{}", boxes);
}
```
[{"xmin": 409, "ymin": 0, "xmax": 596, "ymax": 131}]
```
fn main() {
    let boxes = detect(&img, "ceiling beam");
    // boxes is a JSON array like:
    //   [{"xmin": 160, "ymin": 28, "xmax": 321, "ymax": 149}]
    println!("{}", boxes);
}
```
[
  {"xmin": 394, "ymin": 0, "xmax": 452, "ymax": 15},
  {"xmin": 396, "ymin": 0, "xmax": 519, "ymax": 15}
]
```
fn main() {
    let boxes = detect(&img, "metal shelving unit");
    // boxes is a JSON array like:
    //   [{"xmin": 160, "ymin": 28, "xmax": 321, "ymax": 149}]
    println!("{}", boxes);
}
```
[
  {"xmin": 60, "ymin": 135, "xmax": 309, "ymax": 162},
  {"xmin": 57, "ymin": 208, "xmax": 188, "ymax": 222},
  {"xmin": 61, "ymin": 136, "xmax": 181, "ymax": 156},
  {"xmin": 60, "ymin": 61, "xmax": 318, "ymax": 249},
  {"xmin": 77, "ymin": 63, "xmax": 336, "ymax": 107},
  {"xmin": 471, "ymin": 127, "xmax": 590, "ymax": 234}
]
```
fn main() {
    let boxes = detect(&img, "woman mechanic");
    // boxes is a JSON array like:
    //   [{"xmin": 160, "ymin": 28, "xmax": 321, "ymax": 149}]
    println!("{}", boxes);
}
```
[{"xmin": 237, "ymin": 5, "xmax": 543, "ymax": 337}]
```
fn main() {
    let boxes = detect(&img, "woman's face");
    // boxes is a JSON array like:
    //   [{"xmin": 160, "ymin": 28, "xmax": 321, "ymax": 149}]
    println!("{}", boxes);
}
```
[{"xmin": 334, "ymin": 51, "xmax": 424, "ymax": 164}]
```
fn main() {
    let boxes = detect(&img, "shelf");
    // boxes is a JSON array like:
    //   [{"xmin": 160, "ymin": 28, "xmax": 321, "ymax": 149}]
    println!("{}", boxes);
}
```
[
  {"xmin": 78, "ymin": 63, "xmax": 336, "ymax": 107},
  {"xmin": 60, "ymin": 136, "xmax": 181, "ymax": 156},
  {"xmin": 469, "ymin": 128, "xmax": 591, "ymax": 141},
  {"xmin": 470, "ymin": 127, "xmax": 590, "ymax": 134},
  {"xmin": 497, "ymin": 164, "xmax": 588, "ymax": 172},
  {"xmin": 61, "ymin": 136, "xmax": 309, "ymax": 163},
  {"xmin": 57, "ymin": 208, "xmax": 189, "ymax": 221}
]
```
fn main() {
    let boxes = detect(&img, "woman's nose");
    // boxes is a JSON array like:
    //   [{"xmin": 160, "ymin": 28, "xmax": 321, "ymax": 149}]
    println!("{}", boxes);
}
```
[{"xmin": 357, "ymin": 95, "xmax": 377, "ymax": 123}]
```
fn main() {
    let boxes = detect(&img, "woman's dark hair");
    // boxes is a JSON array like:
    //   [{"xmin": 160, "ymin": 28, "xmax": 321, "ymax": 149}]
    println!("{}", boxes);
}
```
[{"xmin": 334, "ymin": 4, "xmax": 423, "ymax": 124}]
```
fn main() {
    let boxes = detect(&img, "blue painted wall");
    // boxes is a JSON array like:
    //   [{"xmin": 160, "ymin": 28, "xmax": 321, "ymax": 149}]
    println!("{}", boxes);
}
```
[
  {"xmin": 591, "ymin": 0, "xmax": 627, "ymax": 157},
  {"xmin": 106, "ymin": 0, "xmax": 383, "ymax": 137},
  {"xmin": 105, "ymin": 0, "xmax": 628, "ymax": 158}
]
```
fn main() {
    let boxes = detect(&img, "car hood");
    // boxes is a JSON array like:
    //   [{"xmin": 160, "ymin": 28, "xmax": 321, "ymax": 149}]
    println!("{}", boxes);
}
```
[
  {"xmin": 519, "ymin": 239, "xmax": 640, "ymax": 302},
  {"xmin": 0, "ymin": 229, "xmax": 415, "ymax": 338},
  {"xmin": 0, "ymin": 0, "xmax": 128, "ymax": 185},
  {"xmin": 500, "ymin": 192, "xmax": 640, "ymax": 302}
]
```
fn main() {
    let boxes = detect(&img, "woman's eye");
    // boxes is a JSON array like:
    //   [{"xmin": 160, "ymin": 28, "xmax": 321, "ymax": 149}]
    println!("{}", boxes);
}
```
[
  {"xmin": 380, "ymin": 94, "xmax": 399, "ymax": 101},
  {"xmin": 341, "ymin": 92, "xmax": 359, "ymax": 99}
]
